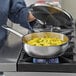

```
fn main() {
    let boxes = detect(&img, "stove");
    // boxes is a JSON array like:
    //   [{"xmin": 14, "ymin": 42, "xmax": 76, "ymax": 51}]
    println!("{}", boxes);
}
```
[
  {"xmin": 17, "ymin": 22, "xmax": 76, "ymax": 73},
  {"xmin": 17, "ymin": 42, "xmax": 76, "ymax": 73},
  {"xmin": 16, "ymin": 4, "xmax": 76, "ymax": 72}
]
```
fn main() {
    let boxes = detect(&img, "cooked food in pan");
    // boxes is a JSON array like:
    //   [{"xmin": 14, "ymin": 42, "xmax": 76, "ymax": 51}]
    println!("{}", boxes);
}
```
[{"xmin": 27, "ymin": 38, "xmax": 65, "ymax": 46}]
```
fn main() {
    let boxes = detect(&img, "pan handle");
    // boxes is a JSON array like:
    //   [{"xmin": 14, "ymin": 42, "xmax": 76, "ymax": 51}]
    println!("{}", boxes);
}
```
[{"xmin": 2, "ymin": 25, "xmax": 23, "ymax": 38}]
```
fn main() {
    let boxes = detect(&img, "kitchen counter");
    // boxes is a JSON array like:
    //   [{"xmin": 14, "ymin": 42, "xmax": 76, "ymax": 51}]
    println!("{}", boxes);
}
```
[{"xmin": 0, "ymin": 32, "xmax": 22, "ymax": 72}]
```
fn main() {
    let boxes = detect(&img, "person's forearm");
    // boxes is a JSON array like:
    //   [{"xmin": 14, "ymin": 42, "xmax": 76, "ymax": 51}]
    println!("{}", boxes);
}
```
[
  {"xmin": 8, "ymin": 0, "xmax": 36, "ymax": 29},
  {"xmin": 8, "ymin": 0, "xmax": 29, "ymax": 28}
]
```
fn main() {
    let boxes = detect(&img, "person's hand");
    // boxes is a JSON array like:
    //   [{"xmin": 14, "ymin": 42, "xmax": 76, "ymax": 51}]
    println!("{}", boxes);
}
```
[
  {"xmin": 28, "ymin": 12, "xmax": 44, "ymax": 29},
  {"xmin": 28, "ymin": 12, "xmax": 36, "ymax": 22},
  {"xmin": 29, "ymin": 19, "xmax": 44, "ymax": 29}
]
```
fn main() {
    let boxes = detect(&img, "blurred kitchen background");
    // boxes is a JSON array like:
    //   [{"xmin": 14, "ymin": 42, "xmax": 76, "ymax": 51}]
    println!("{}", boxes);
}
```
[{"xmin": 61, "ymin": 0, "xmax": 76, "ymax": 19}]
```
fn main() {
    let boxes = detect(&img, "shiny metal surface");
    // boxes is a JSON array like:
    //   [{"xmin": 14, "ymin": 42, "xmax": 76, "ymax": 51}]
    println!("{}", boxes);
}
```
[
  {"xmin": 2, "ymin": 26, "xmax": 69, "ymax": 58},
  {"xmin": 24, "ymin": 43, "xmax": 68, "ymax": 58},
  {"xmin": 0, "ymin": 32, "xmax": 22, "ymax": 72},
  {"xmin": 4, "ymin": 72, "xmax": 76, "ymax": 76},
  {"xmin": 30, "ymin": 3, "xmax": 73, "ymax": 29},
  {"xmin": 23, "ymin": 32, "xmax": 69, "ymax": 58}
]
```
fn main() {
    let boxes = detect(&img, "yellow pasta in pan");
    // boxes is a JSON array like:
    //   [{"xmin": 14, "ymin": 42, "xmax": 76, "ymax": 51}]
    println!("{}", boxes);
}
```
[{"xmin": 27, "ymin": 38, "xmax": 65, "ymax": 46}]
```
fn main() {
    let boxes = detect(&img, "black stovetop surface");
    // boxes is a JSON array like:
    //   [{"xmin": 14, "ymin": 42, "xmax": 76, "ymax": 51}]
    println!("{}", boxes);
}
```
[
  {"xmin": 17, "ymin": 37, "xmax": 76, "ymax": 73},
  {"xmin": 17, "ymin": 24, "xmax": 76, "ymax": 73}
]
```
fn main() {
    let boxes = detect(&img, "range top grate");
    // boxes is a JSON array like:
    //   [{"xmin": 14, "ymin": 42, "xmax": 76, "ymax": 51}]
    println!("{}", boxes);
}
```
[{"xmin": 18, "ymin": 41, "xmax": 74, "ymax": 64}]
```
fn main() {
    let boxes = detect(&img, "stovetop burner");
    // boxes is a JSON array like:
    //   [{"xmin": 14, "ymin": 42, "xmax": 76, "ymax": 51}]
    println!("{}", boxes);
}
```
[
  {"xmin": 17, "ymin": 22, "xmax": 76, "ymax": 73},
  {"xmin": 32, "ymin": 58, "xmax": 59, "ymax": 64},
  {"xmin": 18, "ymin": 41, "xmax": 74, "ymax": 63},
  {"xmin": 17, "ymin": 40, "xmax": 76, "ymax": 73}
]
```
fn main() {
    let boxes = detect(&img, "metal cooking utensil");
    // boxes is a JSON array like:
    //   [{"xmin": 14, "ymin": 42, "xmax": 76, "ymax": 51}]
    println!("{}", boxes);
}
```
[{"xmin": 2, "ymin": 25, "xmax": 69, "ymax": 58}]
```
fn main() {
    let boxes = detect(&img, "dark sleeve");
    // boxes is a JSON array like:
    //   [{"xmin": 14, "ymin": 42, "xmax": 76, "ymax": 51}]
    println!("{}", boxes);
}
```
[{"xmin": 8, "ymin": 0, "xmax": 31, "ymax": 29}]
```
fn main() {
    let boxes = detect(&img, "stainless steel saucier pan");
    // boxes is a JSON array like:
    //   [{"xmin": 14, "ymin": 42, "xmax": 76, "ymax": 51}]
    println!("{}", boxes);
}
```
[{"xmin": 2, "ymin": 26, "xmax": 69, "ymax": 58}]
